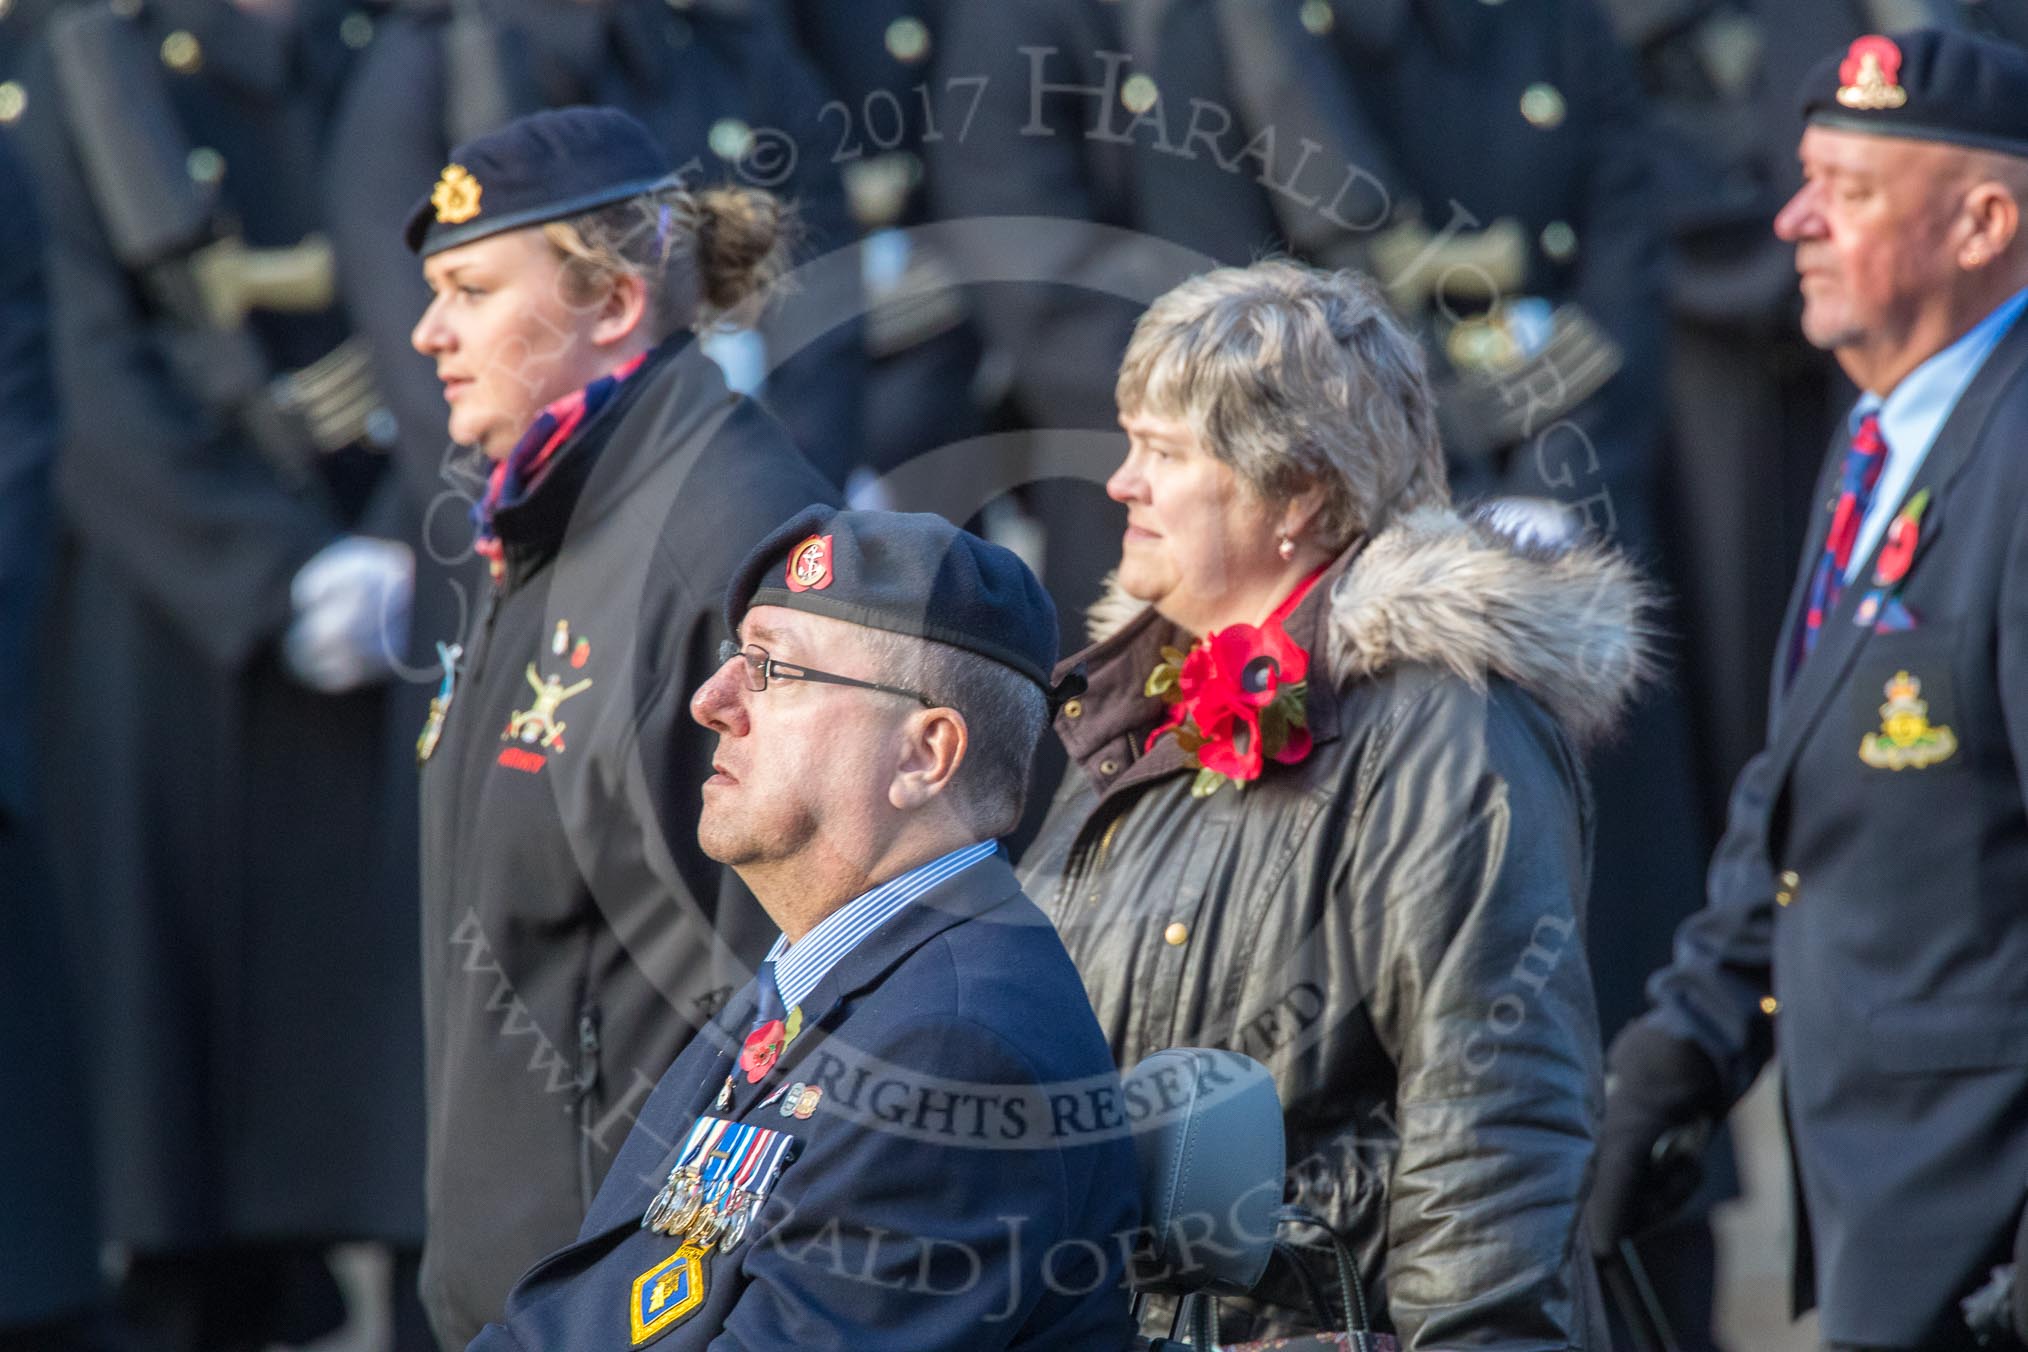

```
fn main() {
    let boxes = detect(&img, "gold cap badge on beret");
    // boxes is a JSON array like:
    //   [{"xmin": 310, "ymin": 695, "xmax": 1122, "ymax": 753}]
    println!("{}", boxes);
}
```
[
  {"xmin": 431, "ymin": 164, "xmax": 483, "ymax": 225},
  {"xmin": 1837, "ymin": 36, "xmax": 1909, "ymax": 112}
]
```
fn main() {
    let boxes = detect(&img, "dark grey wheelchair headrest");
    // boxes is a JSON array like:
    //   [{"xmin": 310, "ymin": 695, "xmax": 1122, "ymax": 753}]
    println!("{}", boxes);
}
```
[{"xmin": 1125, "ymin": 1047, "xmax": 1284, "ymax": 1297}]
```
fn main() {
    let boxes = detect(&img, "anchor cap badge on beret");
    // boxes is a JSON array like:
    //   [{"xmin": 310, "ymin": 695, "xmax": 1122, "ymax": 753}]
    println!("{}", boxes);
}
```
[
  {"xmin": 726, "ymin": 505, "xmax": 1083, "ymax": 703},
  {"xmin": 1837, "ymin": 37, "xmax": 1909, "ymax": 112},
  {"xmin": 784, "ymin": 536, "xmax": 834, "ymax": 593}
]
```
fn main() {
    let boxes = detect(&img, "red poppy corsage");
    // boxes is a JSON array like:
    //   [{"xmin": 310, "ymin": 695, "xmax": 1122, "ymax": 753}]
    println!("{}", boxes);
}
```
[
  {"xmin": 1145, "ymin": 619, "xmax": 1313, "ymax": 798},
  {"xmin": 740, "ymin": 1020, "xmax": 786, "ymax": 1083},
  {"xmin": 1853, "ymin": 488, "xmax": 1930, "ymax": 632},
  {"xmin": 1873, "ymin": 487, "xmax": 1929, "ymax": 587}
]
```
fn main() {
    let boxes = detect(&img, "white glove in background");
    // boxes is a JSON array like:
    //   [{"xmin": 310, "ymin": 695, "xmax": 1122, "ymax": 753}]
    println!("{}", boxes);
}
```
[
  {"xmin": 1471, "ymin": 495, "xmax": 1583, "ymax": 555},
  {"xmin": 282, "ymin": 535, "xmax": 414, "ymax": 693}
]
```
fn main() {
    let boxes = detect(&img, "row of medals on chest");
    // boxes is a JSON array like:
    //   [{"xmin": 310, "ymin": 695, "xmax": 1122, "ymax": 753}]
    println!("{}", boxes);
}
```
[{"xmin": 641, "ymin": 1005, "xmax": 808, "ymax": 1254}]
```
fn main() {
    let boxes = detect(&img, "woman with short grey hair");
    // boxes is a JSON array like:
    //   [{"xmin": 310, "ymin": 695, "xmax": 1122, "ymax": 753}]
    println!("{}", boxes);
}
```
[
  {"xmin": 1112, "ymin": 259, "xmax": 1449, "ymax": 556},
  {"xmin": 1021, "ymin": 258, "xmax": 1647, "ymax": 1347}
]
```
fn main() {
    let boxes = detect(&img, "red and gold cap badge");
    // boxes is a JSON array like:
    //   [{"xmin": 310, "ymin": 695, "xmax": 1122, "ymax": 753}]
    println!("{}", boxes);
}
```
[
  {"xmin": 431, "ymin": 163, "xmax": 483, "ymax": 225},
  {"xmin": 1837, "ymin": 36, "xmax": 1909, "ymax": 112},
  {"xmin": 784, "ymin": 534, "xmax": 834, "ymax": 592}
]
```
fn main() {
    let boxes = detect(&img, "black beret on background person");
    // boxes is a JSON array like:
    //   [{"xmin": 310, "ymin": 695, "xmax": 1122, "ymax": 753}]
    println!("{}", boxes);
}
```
[
  {"xmin": 0, "ymin": 129, "xmax": 101, "ymax": 1352},
  {"xmin": 401, "ymin": 106, "xmax": 839, "ymax": 1347},
  {"xmin": 13, "ymin": 1, "xmax": 430, "ymax": 1346},
  {"xmin": 472, "ymin": 505, "xmax": 1137, "ymax": 1351},
  {"xmin": 1591, "ymin": 28, "xmax": 2028, "ymax": 1351}
]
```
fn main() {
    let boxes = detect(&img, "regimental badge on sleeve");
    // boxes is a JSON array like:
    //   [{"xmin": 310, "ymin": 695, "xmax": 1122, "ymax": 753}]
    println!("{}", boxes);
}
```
[
  {"xmin": 630, "ymin": 1243, "xmax": 708, "ymax": 1345},
  {"xmin": 629, "ymin": 1115, "xmax": 798, "ymax": 1339}
]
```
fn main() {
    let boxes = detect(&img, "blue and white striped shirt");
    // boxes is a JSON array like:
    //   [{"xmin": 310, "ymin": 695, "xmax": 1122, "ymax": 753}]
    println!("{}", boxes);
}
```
[{"xmin": 765, "ymin": 840, "xmax": 998, "ymax": 1011}]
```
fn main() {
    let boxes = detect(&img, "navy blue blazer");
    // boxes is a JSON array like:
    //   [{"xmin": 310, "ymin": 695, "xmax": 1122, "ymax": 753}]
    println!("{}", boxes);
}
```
[
  {"xmin": 468, "ymin": 853, "xmax": 1141, "ymax": 1350},
  {"xmin": 1644, "ymin": 308, "xmax": 2028, "ymax": 1346}
]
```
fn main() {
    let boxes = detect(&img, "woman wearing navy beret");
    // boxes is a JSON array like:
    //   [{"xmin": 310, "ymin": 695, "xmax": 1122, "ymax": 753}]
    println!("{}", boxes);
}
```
[{"xmin": 404, "ymin": 105, "xmax": 837, "ymax": 1346}]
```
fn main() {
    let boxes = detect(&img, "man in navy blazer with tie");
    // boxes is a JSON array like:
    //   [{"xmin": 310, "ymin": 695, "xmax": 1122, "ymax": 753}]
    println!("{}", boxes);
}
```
[
  {"xmin": 1589, "ymin": 27, "xmax": 2028, "ymax": 1351},
  {"xmin": 467, "ymin": 505, "xmax": 1139, "ymax": 1350}
]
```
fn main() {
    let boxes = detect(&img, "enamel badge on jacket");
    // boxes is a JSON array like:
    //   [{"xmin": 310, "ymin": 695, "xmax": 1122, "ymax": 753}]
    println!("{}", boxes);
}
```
[{"xmin": 499, "ymin": 620, "xmax": 592, "ymax": 770}]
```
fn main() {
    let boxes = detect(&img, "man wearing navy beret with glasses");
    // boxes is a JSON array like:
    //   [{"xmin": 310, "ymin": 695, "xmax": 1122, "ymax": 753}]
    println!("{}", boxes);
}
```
[{"xmin": 467, "ymin": 506, "xmax": 1137, "ymax": 1350}]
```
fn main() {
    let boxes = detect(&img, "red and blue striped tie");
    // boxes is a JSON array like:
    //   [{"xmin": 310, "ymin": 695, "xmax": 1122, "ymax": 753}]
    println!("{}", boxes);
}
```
[{"xmin": 1794, "ymin": 412, "xmax": 1888, "ymax": 674}]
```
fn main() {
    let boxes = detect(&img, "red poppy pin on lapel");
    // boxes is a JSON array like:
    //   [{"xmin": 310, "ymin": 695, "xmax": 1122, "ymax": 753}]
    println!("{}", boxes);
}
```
[{"xmin": 739, "ymin": 1020, "xmax": 786, "ymax": 1083}]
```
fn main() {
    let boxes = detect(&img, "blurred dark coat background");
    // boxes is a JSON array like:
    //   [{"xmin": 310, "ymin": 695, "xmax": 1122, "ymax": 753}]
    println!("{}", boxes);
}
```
[
  {"xmin": 10, "ymin": 1, "xmax": 428, "ymax": 1345},
  {"xmin": 0, "ymin": 111, "xmax": 102, "ymax": 1352}
]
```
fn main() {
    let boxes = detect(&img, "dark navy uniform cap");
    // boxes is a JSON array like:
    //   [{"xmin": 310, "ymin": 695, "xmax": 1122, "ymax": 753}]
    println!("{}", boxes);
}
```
[
  {"xmin": 405, "ymin": 106, "xmax": 672, "ymax": 256},
  {"xmin": 726, "ymin": 505, "xmax": 1070, "ymax": 696},
  {"xmin": 1800, "ymin": 29, "xmax": 2028, "ymax": 158}
]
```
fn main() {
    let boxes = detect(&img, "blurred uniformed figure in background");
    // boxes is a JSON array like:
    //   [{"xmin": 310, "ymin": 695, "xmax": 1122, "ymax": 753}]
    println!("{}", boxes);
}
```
[
  {"xmin": 0, "ymin": 126, "xmax": 102, "ymax": 1352},
  {"xmin": 924, "ymin": 0, "xmax": 1159, "ymax": 668},
  {"xmin": 12, "ymin": 0, "xmax": 431, "ymax": 1345},
  {"xmin": 766, "ymin": 0, "xmax": 991, "ymax": 487},
  {"xmin": 1600, "ymin": 5, "xmax": 1855, "ymax": 1337}
]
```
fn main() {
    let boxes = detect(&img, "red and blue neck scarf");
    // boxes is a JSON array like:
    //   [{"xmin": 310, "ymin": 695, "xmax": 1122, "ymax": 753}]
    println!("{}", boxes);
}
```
[{"xmin": 473, "ymin": 351, "xmax": 649, "ymax": 583}]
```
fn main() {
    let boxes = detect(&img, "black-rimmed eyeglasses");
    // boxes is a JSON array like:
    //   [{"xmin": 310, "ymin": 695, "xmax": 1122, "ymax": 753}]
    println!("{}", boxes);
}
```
[{"xmin": 717, "ymin": 640, "xmax": 937, "ymax": 709}]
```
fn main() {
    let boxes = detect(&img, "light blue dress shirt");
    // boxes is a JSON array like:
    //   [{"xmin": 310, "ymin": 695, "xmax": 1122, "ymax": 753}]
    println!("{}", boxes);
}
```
[
  {"xmin": 1843, "ymin": 285, "xmax": 2028, "ymax": 580},
  {"xmin": 765, "ymin": 839, "xmax": 998, "ymax": 1011}
]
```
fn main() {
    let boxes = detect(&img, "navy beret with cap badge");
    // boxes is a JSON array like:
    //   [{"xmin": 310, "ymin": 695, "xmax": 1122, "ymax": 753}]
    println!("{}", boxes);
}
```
[
  {"xmin": 1800, "ymin": 28, "xmax": 2028, "ymax": 159},
  {"xmin": 725, "ymin": 505, "xmax": 1086, "ymax": 707},
  {"xmin": 405, "ymin": 105, "xmax": 674, "ymax": 256}
]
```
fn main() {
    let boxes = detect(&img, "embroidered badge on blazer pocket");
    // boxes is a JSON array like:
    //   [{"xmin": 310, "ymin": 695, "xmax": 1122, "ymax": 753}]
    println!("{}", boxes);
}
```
[{"xmin": 1851, "ymin": 631, "xmax": 1961, "ymax": 771}]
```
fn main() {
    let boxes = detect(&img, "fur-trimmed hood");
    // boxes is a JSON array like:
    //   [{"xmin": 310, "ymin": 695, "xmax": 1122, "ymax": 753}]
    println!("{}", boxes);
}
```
[{"xmin": 1086, "ymin": 505, "xmax": 1658, "ymax": 748}]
